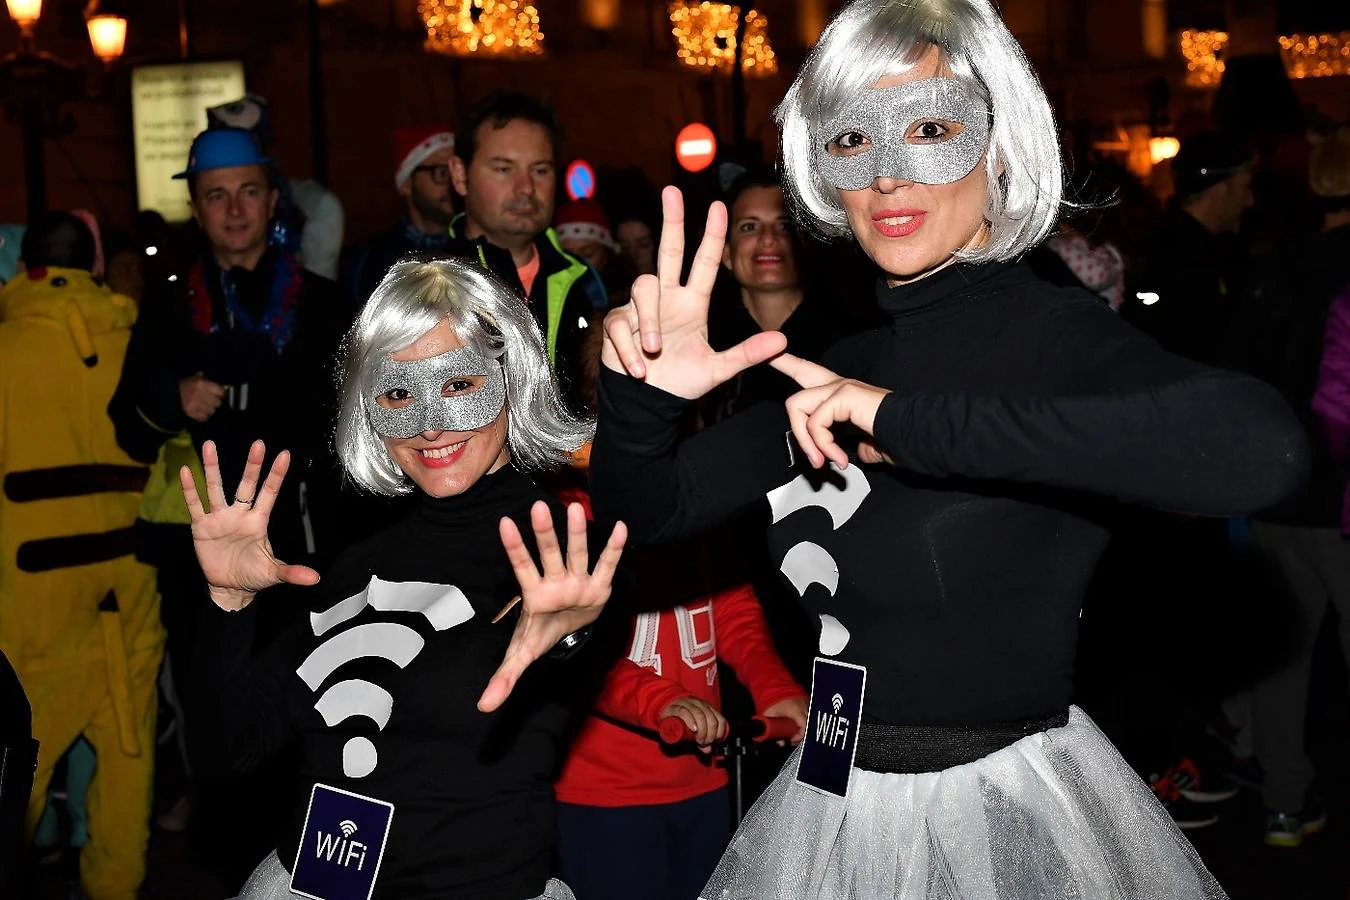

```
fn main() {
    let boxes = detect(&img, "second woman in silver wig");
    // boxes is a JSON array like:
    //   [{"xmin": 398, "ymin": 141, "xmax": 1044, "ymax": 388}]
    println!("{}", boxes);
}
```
[
  {"xmin": 593, "ymin": 0, "xmax": 1305, "ymax": 897},
  {"xmin": 180, "ymin": 258, "xmax": 625, "ymax": 900}
]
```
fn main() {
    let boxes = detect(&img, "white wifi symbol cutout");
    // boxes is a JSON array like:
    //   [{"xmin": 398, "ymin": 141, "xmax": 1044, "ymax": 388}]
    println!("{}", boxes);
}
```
[
  {"xmin": 339, "ymin": 820, "xmax": 358, "ymax": 838},
  {"xmin": 298, "ymin": 577, "xmax": 475, "ymax": 778},
  {"xmin": 831, "ymin": 693, "xmax": 844, "ymax": 714},
  {"xmin": 766, "ymin": 464, "xmax": 872, "ymax": 658}
]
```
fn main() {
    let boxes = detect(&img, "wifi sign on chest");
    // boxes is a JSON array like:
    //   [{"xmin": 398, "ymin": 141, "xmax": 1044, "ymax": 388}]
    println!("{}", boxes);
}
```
[
  {"xmin": 298, "ymin": 577, "xmax": 476, "ymax": 778},
  {"xmin": 766, "ymin": 462, "xmax": 871, "ymax": 657}
]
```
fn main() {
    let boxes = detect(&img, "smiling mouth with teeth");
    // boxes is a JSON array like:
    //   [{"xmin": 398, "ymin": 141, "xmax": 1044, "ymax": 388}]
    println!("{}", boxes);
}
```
[
  {"xmin": 879, "ymin": 216, "xmax": 916, "ymax": 225},
  {"xmin": 420, "ymin": 439, "xmax": 467, "ymax": 459}
]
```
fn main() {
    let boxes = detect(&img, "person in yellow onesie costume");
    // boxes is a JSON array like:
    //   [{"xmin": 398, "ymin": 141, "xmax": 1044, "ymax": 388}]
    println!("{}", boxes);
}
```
[{"xmin": 0, "ymin": 213, "xmax": 164, "ymax": 900}]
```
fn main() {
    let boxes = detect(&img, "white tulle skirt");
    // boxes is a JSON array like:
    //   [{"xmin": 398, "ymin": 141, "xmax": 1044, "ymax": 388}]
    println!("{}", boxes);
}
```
[{"xmin": 700, "ymin": 707, "xmax": 1227, "ymax": 900}]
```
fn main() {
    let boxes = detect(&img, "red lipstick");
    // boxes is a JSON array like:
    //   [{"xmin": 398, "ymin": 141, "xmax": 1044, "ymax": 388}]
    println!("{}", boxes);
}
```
[{"xmin": 871, "ymin": 209, "xmax": 927, "ymax": 238}]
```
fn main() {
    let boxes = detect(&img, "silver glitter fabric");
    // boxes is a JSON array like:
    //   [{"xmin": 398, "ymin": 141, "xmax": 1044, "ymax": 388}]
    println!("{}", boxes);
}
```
[
  {"xmin": 367, "ymin": 347, "xmax": 506, "ymax": 439},
  {"xmin": 815, "ymin": 78, "xmax": 991, "ymax": 191},
  {"xmin": 233, "ymin": 852, "xmax": 576, "ymax": 899},
  {"xmin": 700, "ymin": 707, "xmax": 1228, "ymax": 900}
]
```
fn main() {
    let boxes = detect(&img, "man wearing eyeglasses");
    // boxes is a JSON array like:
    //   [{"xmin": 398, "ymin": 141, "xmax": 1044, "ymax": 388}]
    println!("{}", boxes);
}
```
[{"xmin": 349, "ymin": 127, "xmax": 459, "ymax": 304}]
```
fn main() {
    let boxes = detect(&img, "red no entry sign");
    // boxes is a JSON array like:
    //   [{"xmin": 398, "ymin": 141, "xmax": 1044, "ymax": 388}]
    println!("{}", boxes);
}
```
[{"xmin": 675, "ymin": 123, "xmax": 717, "ymax": 173}]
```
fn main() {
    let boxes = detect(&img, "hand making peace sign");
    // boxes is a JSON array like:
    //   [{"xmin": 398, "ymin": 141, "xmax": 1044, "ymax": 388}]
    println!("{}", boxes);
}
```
[{"xmin": 601, "ymin": 186, "xmax": 788, "ymax": 400}]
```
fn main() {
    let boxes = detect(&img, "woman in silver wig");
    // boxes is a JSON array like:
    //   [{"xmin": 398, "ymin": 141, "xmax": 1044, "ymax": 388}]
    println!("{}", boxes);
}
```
[
  {"xmin": 335, "ymin": 257, "xmax": 594, "ymax": 496},
  {"xmin": 593, "ymin": 0, "xmax": 1305, "ymax": 897},
  {"xmin": 179, "ymin": 258, "xmax": 625, "ymax": 900}
]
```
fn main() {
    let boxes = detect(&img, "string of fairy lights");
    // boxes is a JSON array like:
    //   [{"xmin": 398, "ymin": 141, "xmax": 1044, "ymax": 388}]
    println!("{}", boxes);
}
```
[
  {"xmin": 413, "ymin": 0, "xmax": 1345, "ymax": 93},
  {"xmin": 418, "ymin": 0, "xmax": 778, "ymax": 76},
  {"xmin": 418, "ymin": 0, "xmax": 545, "ymax": 58},
  {"xmin": 1181, "ymin": 28, "xmax": 1350, "ymax": 88},
  {"xmin": 668, "ymin": 2, "xmax": 778, "ymax": 76}
]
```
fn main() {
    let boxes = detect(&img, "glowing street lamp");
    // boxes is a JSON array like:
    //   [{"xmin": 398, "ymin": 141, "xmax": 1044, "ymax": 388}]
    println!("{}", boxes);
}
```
[
  {"xmin": 3, "ymin": 0, "xmax": 131, "ymax": 220},
  {"xmin": 87, "ymin": 14, "xmax": 127, "ymax": 64},
  {"xmin": 5, "ymin": 0, "xmax": 41, "ymax": 33}
]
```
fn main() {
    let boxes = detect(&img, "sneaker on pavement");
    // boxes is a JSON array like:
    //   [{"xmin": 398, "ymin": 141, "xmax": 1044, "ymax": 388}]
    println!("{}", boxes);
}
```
[
  {"xmin": 1151, "ymin": 771, "xmax": 1222, "ymax": 830},
  {"xmin": 1157, "ymin": 757, "xmax": 1240, "ymax": 804},
  {"xmin": 1264, "ymin": 805, "xmax": 1327, "ymax": 848},
  {"xmin": 1163, "ymin": 795, "xmax": 1223, "ymax": 830}
]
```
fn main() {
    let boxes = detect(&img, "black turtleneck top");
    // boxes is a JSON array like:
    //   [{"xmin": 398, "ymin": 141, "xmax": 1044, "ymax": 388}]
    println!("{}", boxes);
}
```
[
  {"xmin": 194, "ymin": 466, "xmax": 585, "ymax": 899},
  {"xmin": 591, "ymin": 261, "xmax": 1306, "ymax": 726}
]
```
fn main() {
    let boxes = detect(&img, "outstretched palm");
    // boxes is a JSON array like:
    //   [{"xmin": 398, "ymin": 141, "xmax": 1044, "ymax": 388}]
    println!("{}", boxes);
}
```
[
  {"xmin": 478, "ymin": 501, "xmax": 627, "ymax": 713},
  {"xmin": 180, "ymin": 439, "xmax": 320, "ymax": 610},
  {"xmin": 601, "ymin": 186, "xmax": 787, "ymax": 400}
]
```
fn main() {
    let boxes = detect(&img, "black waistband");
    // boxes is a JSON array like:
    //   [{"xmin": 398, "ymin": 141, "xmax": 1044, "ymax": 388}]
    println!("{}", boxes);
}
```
[{"xmin": 852, "ymin": 711, "xmax": 1070, "ymax": 774}]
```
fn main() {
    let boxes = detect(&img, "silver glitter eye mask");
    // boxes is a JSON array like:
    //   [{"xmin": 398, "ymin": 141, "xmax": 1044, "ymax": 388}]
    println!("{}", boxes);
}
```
[
  {"xmin": 367, "ymin": 346, "xmax": 506, "ymax": 439},
  {"xmin": 815, "ymin": 78, "xmax": 991, "ymax": 191}
]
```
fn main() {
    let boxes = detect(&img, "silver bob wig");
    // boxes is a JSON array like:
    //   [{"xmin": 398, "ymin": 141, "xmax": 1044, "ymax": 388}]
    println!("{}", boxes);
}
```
[
  {"xmin": 335, "ymin": 258, "xmax": 592, "ymax": 496},
  {"xmin": 776, "ymin": 0, "xmax": 1064, "ymax": 260}
]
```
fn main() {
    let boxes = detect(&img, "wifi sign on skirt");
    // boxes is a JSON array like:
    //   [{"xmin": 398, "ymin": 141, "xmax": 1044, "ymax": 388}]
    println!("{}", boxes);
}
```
[{"xmin": 297, "ymin": 577, "xmax": 476, "ymax": 778}]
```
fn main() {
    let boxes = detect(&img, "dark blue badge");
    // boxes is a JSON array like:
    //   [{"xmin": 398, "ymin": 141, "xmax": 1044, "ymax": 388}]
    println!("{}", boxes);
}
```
[
  {"xmin": 290, "ymin": 784, "xmax": 394, "ymax": 900},
  {"xmin": 796, "ymin": 657, "xmax": 867, "ymax": 798}
]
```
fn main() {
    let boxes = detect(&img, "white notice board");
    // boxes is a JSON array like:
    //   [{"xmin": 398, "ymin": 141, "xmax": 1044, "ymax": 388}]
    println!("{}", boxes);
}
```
[{"xmin": 131, "ymin": 61, "xmax": 247, "ymax": 221}]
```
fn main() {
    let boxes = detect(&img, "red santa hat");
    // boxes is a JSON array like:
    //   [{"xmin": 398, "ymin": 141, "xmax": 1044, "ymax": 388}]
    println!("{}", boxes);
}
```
[
  {"xmin": 554, "ymin": 199, "xmax": 618, "ymax": 252},
  {"xmin": 394, "ymin": 126, "xmax": 455, "ymax": 190}
]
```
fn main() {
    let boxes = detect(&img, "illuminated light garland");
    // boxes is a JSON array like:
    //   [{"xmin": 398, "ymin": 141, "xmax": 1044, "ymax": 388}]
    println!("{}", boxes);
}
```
[
  {"xmin": 1181, "ymin": 29, "xmax": 1350, "ymax": 87},
  {"xmin": 419, "ymin": 0, "xmax": 544, "ymax": 58},
  {"xmin": 1180, "ymin": 29, "xmax": 1227, "ymax": 88},
  {"xmin": 1279, "ymin": 32, "xmax": 1350, "ymax": 80},
  {"xmin": 669, "ymin": 2, "xmax": 778, "ymax": 77}
]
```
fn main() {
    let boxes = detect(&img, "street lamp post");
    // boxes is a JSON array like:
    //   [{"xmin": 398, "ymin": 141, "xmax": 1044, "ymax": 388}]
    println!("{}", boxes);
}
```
[{"xmin": 1, "ymin": 0, "xmax": 127, "ymax": 222}]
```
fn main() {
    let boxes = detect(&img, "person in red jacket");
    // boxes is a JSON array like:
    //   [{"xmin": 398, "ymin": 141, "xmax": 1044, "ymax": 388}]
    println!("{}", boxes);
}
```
[{"xmin": 554, "ymin": 546, "xmax": 807, "ymax": 900}]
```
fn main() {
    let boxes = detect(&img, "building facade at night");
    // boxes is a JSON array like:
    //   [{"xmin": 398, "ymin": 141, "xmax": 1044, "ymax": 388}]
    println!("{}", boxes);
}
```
[{"xmin": 0, "ymin": 0, "xmax": 1345, "ymax": 237}]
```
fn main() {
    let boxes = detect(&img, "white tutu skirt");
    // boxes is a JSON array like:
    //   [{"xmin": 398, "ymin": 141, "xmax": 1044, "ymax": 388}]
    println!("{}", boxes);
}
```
[{"xmin": 701, "ymin": 707, "xmax": 1227, "ymax": 900}]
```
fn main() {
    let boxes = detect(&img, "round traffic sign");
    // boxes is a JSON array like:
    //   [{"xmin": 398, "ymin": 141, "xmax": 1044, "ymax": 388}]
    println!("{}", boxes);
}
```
[
  {"xmin": 675, "ymin": 123, "xmax": 717, "ymax": 173},
  {"xmin": 565, "ymin": 159, "xmax": 596, "ymax": 200}
]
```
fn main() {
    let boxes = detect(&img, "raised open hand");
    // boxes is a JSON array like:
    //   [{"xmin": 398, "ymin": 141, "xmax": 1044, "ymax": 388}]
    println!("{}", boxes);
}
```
[
  {"xmin": 478, "ymin": 501, "xmax": 627, "ymax": 713},
  {"xmin": 601, "ymin": 186, "xmax": 787, "ymax": 400},
  {"xmin": 180, "ymin": 439, "xmax": 320, "ymax": 611}
]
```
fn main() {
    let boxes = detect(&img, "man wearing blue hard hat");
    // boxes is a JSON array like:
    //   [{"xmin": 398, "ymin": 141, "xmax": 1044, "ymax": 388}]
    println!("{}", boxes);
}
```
[{"xmin": 109, "ymin": 127, "xmax": 348, "ymax": 890}]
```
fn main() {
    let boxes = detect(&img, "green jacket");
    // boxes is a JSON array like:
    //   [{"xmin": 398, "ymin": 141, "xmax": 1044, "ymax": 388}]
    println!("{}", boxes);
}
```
[{"xmin": 447, "ymin": 215, "xmax": 606, "ymax": 412}]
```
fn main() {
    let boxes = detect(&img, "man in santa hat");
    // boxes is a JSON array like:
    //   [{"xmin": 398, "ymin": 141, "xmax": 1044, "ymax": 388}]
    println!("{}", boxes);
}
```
[{"xmin": 348, "ymin": 126, "xmax": 458, "ymax": 303}]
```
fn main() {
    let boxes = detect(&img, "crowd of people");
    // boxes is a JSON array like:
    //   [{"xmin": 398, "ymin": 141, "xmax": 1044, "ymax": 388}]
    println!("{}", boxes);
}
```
[{"xmin": 0, "ymin": 0, "xmax": 1348, "ymax": 897}]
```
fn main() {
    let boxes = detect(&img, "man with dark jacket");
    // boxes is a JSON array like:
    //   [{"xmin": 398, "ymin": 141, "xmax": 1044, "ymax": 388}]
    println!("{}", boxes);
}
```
[
  {"xmin": 1120, "ymin": 132, "xmax": 1254, "ymax": 367},
  {"xmin": 347, "ymin": 126, "xmax": 458, "ymax": 304},
  {"xmin": 110, "ymin": 128, "xmax": 347, "ymax": 566},
  {"xmin": 448, "ymin": 90, "xmax": 606, "ymax": 410},
  {"xmin": 1223, "ymin": 130, "xmax": 1350, "ymax": 848},
  {"xmin": 107, "ymin": 127, "xmax": 348, "ymax": 890}
]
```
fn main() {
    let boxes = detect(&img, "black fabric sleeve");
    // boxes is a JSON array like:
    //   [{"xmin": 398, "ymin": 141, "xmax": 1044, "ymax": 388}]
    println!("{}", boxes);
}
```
[
  {"xmin": 189, "ymin": 599, "xmax": 304, "ymax": 778},
  {"xmin": 108, "ymin": 292, "xmax": 191, "ymax": 463},
  {"xmin": 869, "ymin": 298, "xmax": 1309, "ymax": 516},
  {"xmin": 590, "ymin": 367, "xmax": 794, "ymax": 544}
]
